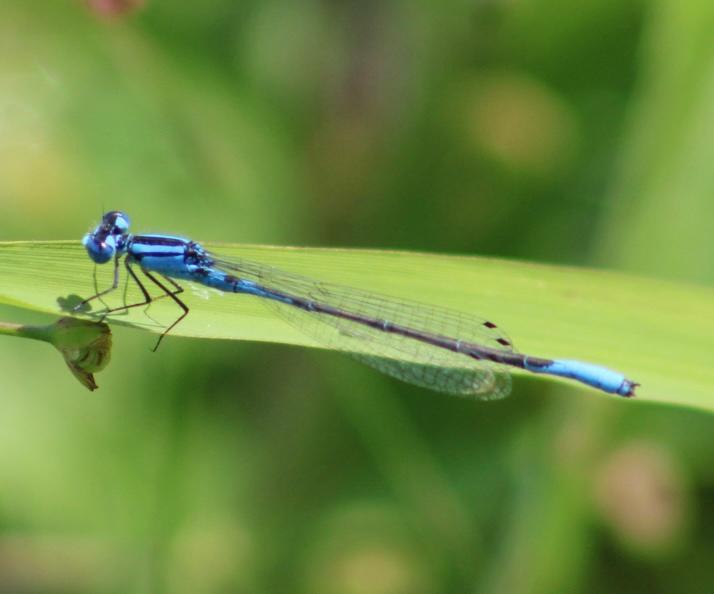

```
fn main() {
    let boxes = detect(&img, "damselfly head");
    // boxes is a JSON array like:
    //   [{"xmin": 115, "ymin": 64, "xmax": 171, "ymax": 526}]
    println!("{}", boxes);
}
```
[{"xmin": 83, "ymin": 211, "xmax": 131, "ymax": 264}]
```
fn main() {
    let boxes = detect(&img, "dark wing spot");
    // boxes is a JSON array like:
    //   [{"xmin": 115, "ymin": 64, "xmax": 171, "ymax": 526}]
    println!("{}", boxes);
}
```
[
  {"xmin": 483, "ymin": 321, "xmax": 497, "ymax": 329},
  {"xmin": 497, "ymin": 338, "xmax": 511, "ymax": 347}
]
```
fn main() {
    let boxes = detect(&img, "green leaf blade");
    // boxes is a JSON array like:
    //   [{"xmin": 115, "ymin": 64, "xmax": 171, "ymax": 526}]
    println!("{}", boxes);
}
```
[{"xmin": 1, "ymin": 241, "xmax": 712, "ymax": 410}]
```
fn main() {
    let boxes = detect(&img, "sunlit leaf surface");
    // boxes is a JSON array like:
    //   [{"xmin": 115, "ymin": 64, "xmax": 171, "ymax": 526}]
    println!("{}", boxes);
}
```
[{"xmin": 1, "ymin": 240, "xmax": 712, "ymax": 410}]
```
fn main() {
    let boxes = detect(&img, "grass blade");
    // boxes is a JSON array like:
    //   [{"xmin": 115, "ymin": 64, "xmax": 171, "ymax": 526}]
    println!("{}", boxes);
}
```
[{"xmin": 1, "ymin": 240, "xmax": 712, "ymax": 410}]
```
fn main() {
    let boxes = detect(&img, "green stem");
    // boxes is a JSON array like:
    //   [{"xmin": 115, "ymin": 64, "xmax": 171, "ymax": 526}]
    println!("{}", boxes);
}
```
[{"xmin": 0, "ymin": 321, "xmax": 51, "ymax": 342}]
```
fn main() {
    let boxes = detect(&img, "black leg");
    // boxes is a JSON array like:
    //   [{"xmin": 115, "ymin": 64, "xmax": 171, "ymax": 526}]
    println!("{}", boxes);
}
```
[
  {"xmin": 95, "ymin": 259, "xmax": 156, "ymax": 318},
  {"xmin": 159, "ymin": 274, "xmax": 185, "ymax": 298},
  {"xmin": 98, "ymin": 260, "xmax": 185, "ymax": 316},
  {"xmin": 74, "ymin": 255, "xmax": 121, "ymax": 311},
  {"xmin": 79, "ymin": 259, "xmax": 187, "ymax": 351},
  {"xmin": 140, "ymin": 269, "xmax": 189, "ymax": 352},
  {"xmin": 134, "ymin": 272, "xmax": 186, "ymax": 327}
]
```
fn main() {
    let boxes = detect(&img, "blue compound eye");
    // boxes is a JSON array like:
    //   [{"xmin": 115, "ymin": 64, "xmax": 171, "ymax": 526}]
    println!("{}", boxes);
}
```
[
  {"xmin": 83, "ymin": 232, "xmax": 116, "ymax": 264},
  {"xmin": 105, "ymin": 211, "xmax": 131, "ymax": 234}
]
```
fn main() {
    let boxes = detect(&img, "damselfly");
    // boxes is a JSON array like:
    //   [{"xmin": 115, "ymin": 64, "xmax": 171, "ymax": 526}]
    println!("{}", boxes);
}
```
[{"xmin": 76, "ymin": 211, "xmax": 638, "ymax": 398}]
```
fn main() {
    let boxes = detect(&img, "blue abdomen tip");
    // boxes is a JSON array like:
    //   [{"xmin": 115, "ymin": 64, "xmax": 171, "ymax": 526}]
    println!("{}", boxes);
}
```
[{"xmin": 525, "ymin": 358, "xmax": 638, "ymax": 397}]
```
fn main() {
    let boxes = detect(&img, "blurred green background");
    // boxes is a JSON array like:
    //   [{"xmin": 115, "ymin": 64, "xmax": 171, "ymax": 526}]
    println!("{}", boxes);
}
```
[{"xmin": 0, "ymin": 1, "xmax": 713, "ymax": 593}]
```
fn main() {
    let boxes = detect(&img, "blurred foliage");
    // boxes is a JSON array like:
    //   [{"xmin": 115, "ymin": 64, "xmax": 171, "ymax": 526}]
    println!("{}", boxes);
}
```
[{"xmin": 0, "ymin": 1, "xmax": 712, "ymax": 593}]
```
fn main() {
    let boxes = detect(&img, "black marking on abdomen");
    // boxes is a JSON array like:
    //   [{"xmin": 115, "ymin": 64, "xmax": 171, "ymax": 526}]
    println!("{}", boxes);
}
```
[
  {"xmin": 255, "ymin": 285, "xmax": 534, "ymax": 370},
  {"xmin": 222, "ymin": 273, "xmax": 242, "ymax": 291}
]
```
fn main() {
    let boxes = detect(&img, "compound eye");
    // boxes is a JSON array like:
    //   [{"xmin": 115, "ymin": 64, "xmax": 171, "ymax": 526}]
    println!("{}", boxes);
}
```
[
  {"xmin": 83, "ymin": 233, "xmax": 116, "ymax": 264},
  {"xmin": 113, "ymin": 212, "xmax": 131, "ymax": 233},
  {"xmin": 103, "ymin": 210, "xmax": 131, "ymax": 234}
]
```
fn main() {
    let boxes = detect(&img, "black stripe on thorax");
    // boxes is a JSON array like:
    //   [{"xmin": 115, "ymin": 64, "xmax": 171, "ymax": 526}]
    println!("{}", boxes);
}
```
[{"xmin": 131, "ymin": 235, "xmax": 191, "ymax": 247}]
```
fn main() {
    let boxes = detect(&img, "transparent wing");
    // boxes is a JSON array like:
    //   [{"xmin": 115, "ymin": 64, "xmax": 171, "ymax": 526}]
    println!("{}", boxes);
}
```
[{"xmin": 210, "ymin": 254, "xmax": 514, "ymax": 399}]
